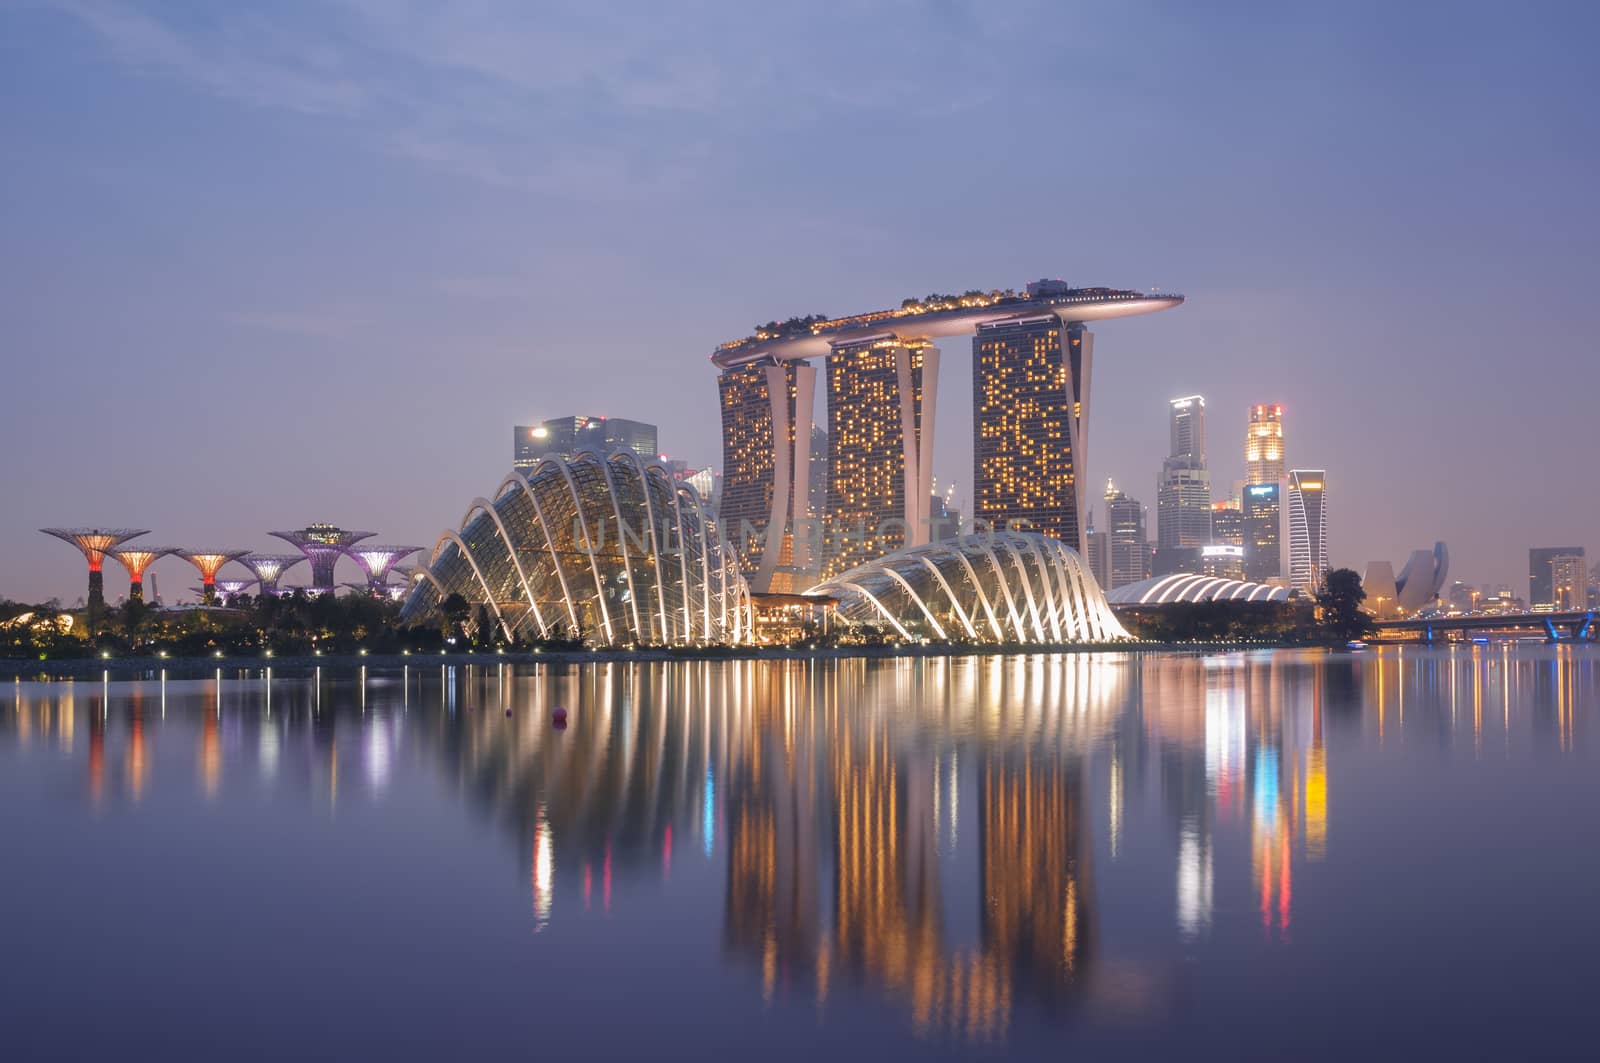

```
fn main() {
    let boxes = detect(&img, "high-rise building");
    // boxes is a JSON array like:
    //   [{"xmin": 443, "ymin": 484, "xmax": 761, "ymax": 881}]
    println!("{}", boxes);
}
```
[
  {"xmin": 807, "ymin": 425, "xmax": 828, "ymax": 519},
  {"xmin": 1245, "ymin": 404, "xmax": 1285, "ymax": 486},
  {"xmin": 1085, "ymin": 519, "xmax": 1110, "ymax": 591},
  {"xmin": 972, "ymin": 316, "xmax": 1092, "ymax": 550},
  {"xmin": 1156, "ymin": 396, "xmax": 1211, "ymax": 576},
  {"xmin": 1528, "ymin": 547, "xmax": 1586, "ymax": 611},
  {"xmin": 514, "ymin": 415, "xmax": 658, "ymax": 469},
  {"xmin": 823, "ymin": 339, "xmax": 937, "ymax": 577},
  {"xmin": 1242, "ymin": 483, "xmax": 1281, "ymax": 582},
  {"xmin": 718, "ymin": 361, "xmax": 817, "ymax": 593},
  {"xmin": 1287, "ymin": 470, "xmax": 1329, "ymax": 595},
  {"xmin": 1105, "ymin": 481, "xmax": 1150, "ymax": 589},
  {"xmin": 1210, "ymin": 499, "xmax": 1243, "ymax": 546}
]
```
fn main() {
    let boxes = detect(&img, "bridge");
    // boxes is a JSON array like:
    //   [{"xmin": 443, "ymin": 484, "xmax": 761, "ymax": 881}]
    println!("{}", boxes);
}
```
[{"xmin": 1371, "ymin": 610, "xmax": 1596, "ymax": 644}]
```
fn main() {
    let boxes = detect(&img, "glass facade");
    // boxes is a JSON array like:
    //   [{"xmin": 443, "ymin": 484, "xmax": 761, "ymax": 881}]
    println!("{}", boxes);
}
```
[
  {"xmin": 403, "ymin": 452, "xmax": 752, "ymax": 646},
  {"xmin": 823, "ymin": 339, "xmax": 935, "ymax": 577},
  {"xmin": 806, "ymin": 532, "xmax": 1127, "ymax": 644},
  {"xmin": 972, "ymin": 317, "xmax": 1089, "ymax": 550}
]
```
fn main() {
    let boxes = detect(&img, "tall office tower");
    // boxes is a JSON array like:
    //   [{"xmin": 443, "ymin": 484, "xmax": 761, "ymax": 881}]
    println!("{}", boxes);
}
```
[
  {"xmin": 972, "ymin": 316, "xmax": 1093, "ymax": 550},
  {"xmin": 1155, "ymin": 396, "xmax": 1212, "ymax": 575},
  {"xmin": 1084, "ymin": 511, "xmax": 1110, "ymax": 590},
  {"xmin": 1528, "ymin": 547, "xmax": 1587, "ymax": 610},
  {"xmin": 1105, "ymin": 481, "xmax": 1150, "ymax": 589},
  {"xmin": 1245, "ymin": 404, "xmax": 1285, "ymax": 486},
  {"xmin": 1169, "ymin": 393, "xmax": 1206, "ymax": 462},
  {"xmin": 1287, "ymin": 470, "xmax": 1329, "ymax": 594},
  {"xmin": 718, "ymin": 361, "xmax": 817, "ymax": 593},
  {"xmin": 1210, "ymin": 499, "xmax": 1243, "ymax": 546},
  {"xmin": 513, "ymin": 415, "xmax": 659, "ymax": 469},
  {"xmin": 1242, "ymin": 483, "xmax": 1282, "ymax": 581},
  {"xmin": 823, "ymin": 339, "xmax": 938, "ymax": 577}
]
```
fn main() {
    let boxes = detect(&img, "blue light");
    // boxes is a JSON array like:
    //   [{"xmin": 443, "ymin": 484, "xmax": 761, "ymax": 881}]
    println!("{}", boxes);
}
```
[{"xmin": 703, "ymin": 769, "xmax": 715, "ymax": 857}]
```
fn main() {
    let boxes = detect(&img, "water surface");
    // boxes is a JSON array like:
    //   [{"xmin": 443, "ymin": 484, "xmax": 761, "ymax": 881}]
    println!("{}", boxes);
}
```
[{"xmin": 2, "ymin": 646, "xmax": 1596, "ymax": 1060}]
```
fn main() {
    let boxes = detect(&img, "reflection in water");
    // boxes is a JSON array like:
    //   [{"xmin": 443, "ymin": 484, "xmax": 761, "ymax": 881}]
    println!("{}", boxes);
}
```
[{"xmin": 3, "ymin": 646, "xmax": 1597, "ymax": 1047}]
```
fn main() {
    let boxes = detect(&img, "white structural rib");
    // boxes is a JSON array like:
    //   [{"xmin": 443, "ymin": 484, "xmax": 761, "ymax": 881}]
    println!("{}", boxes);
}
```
[
  {"xmin": 438, "ymin": 529, "xmax": 511, "ymax": 640},
  {"xmin": 475, "ymin": 493, "xmax": 548, "ymax": 639},
  {"xmin": 506, "ymin": 468, "xmax": 581, "ymax": 635},
  {"xmin": 917, "ymin": 555, "xmax": 977, "ymax": 639}
]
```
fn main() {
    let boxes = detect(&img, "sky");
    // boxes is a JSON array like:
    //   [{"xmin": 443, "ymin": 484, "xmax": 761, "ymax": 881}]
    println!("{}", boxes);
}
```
[{"xmin": 2, "ymin": 0, "xmax": 1597, "ymax": 604}]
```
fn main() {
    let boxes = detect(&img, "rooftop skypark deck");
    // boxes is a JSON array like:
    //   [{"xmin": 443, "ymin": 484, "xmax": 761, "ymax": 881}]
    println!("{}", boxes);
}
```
[{"xmin": 711, "ymin": 281, "xmax": 1183, "ymax": 368}]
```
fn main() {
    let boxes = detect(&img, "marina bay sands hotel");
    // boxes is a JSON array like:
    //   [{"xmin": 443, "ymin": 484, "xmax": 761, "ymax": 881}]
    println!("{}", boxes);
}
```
[{"xmin": 714, "ymin": 279, "xmax": 1182, "ymax": 593}]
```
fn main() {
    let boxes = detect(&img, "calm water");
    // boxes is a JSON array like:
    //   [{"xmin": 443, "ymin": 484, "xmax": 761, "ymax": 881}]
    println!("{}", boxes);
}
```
[{"xmin": 2, "ymin": 646, "xmax": 1597, "ymax": 1060}]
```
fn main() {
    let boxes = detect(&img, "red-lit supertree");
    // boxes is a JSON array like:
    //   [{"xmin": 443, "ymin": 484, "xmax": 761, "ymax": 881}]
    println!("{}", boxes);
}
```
[
  {"xmin": 179, "ymin": 550, "xmax": 249, "ymax": 606},
  {"xmin": 41, "ymin": 528, "xmax": 149, "ymax": 630},
  {"xmin": 108, "ymin": 545, "xmax": 178, "ymax": 603}
]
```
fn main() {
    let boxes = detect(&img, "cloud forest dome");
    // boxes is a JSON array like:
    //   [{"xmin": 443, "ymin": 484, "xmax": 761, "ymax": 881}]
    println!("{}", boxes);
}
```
[
  {"xmin": 712, "ymin": 282, "xmax": 1183, "ymax": 368},
  {"xmin": 402, "ymin": 451, "xmax": 753, "ymax": 646},
  {"xmin": 806, "ymin": 532, "xmax": 1128, "ymax": 644}
]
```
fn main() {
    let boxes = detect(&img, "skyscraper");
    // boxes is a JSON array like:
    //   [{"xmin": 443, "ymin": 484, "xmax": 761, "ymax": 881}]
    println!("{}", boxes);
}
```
[
  {"xmin": 972, "ymin": 316, "xmax": 1092, "ymax": 550},
  {"xmin": 1210, "ymin": 499, "xmax": 1243, "ymax": 546},
  {"xmin": 823, "ymin": 339, "xmax": 937, "ymax": 576},
  {"xmin": 514, "ymin": 415, "xmax": 659, "ymax": 469},
  {"xmin": 1242, "ymin": 484, "xmax": 1282, "ymax": 582},
  {"xmin": 1529, "ymin": 547, "xmax": 1587, "ymax": 610},
  {"xmin": 1245, "ymin": 404, "xmax": 1285, "ymax": 486},
  {"xmin": 1287, "ymin": 470, "xmax": 1328, "ymax": 594},
  {"xmin": 718, "ymin": 361, "xmax": 817, "ymax": 593},
  {"xmin": 1155, "ymin": 396, "xmax": 1211, "ymax": 575},
  {"xmin": 1105, "ymin": 480, "xmax": 1150, "ymax": 589}
]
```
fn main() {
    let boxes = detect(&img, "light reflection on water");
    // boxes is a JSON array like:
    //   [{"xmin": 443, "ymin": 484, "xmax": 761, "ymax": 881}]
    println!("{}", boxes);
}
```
[{"xmin": 2, "ymin": 645, "xmax": 1598, "ymax": 1060}]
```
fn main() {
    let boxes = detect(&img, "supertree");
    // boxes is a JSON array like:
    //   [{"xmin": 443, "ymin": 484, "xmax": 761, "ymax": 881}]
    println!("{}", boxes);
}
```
[
  {"xmin": 343, "ymin": 545, "xmax": 422, "ymax": 590},
  {"xmin": 41, "ymin": 528, "xmax": 149, "ymax": 630},
  {"xmin": 215, "ymin": 578, "xmax": 256, "ymax": 601},
  {"xmin": 269, "ymin": 525, "xmax": 374, "ymax": 593},
  {"xmin": 108, "ymin": 545, "xmax": 179, "ymax": 603},
  {"xmin": 237, "ymin": 554, "xmax": 305, "ymax": 597},
  {"xmin": 179, "ymin": 550, "xmax": 249, "ymax": 606}
]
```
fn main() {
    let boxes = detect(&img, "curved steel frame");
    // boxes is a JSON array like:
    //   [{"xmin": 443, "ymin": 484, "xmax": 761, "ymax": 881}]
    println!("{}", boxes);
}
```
[{"xmin": 805, "ymin": 532, "xmax": 1128, "ymax": 644}]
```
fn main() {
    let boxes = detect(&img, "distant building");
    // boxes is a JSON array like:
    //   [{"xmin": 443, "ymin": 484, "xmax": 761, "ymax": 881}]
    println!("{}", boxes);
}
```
[
  {"xmin": 1447, "ymin": 580, "xmax": 1479, "ymax": 614},
  {"xmin": 1529, "ymin": 547, "xmax": 1586, "ymax": 610},
  {"xmin": 1242, "ymin": 483, "xmax": 1282, "ymax": 582},
  {"xmin": 1105, "ymin": 481, "xmax": 1150, "ymax": 589},
  {"xmin": 1155, "ymin": 396, "xmax": 1211, "ymax": 576},
  {"xmin": 972, "ymin": 316, "xmax": 1091, "ymax": 550},
  {"xmin": 1210, "ymin": 498, "xmax": 1243, "ymax": 546},
  {"xmin": 1549, "ymin": 553, "xmax": 1588, "ymax": 611},
  {"xmin": 807, "ymin": 425, "xmax": 828, "ymax": 519},
  {"xmin": 514, "ymin": 415, "xmax": 658, "ymax": 469},
  {"xmin": 1287, "ymin": 470, "xmax": 1329, "ymax": 595},
  {"xmin": 1245, "ymin": 404, "xmax": 1285, "ymax": 486},
  {"xmin": 1085, "ymin": 522, "xmax": 1110, "ymax": 591},
  {"xmin": 1200, "ymin": 543, "xmax": 1246, "ymax": 580}
]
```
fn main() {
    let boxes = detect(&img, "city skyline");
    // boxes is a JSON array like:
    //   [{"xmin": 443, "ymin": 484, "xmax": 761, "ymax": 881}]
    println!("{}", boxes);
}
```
[{"xmin": 3, "ymin": 1, "xmax": 1598, "ymax": 602}]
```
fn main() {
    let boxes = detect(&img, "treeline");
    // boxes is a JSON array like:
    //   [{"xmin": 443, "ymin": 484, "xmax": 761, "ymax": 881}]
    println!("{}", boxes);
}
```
[{"xmin": 0, "ymin": 590, "xmax": 581, "ymax": 660}]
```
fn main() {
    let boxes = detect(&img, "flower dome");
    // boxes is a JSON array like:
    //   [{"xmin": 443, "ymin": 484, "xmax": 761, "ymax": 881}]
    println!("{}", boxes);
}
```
[{"xmin": 402, "ymin": 451, "xmax": 753, "ymax": 645}]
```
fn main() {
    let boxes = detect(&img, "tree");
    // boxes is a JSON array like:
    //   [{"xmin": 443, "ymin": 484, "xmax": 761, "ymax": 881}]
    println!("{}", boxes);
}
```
[
  {"xmin": 440, "ymin": 593, "xmax": 470, "ymax": 641},
  {"xmin": 1316, "ymin": 568, "xmax": 1372, "ymax": 642}
]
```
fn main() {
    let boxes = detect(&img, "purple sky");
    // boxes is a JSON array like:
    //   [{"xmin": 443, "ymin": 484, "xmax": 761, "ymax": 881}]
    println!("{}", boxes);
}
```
[{"xmin": 3, "ymin": 0, "xmax": 1596, "ymax": 604}]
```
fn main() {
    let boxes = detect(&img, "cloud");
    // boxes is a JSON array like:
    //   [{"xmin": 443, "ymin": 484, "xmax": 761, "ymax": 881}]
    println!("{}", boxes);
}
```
[{"xmin": 42, "ymin": 0, "xmax": 1038, "ymax": 195}]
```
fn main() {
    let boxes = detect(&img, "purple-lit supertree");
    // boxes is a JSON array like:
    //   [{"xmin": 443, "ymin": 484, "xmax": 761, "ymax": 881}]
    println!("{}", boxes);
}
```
[
  {"xmin": 269, "ymin": 524, "xmax": 374, "ymax": 594},
  {"xmin": 41, "ymin": 528, "xmax": 149, "ymax": 630},
  {"xmin": 179, "ymin": 550, "xmax": 249, "ymax": 606},
  {"xmin": 237, "ymin": 554, "xmax": 305, "ymax": 597},
  {"xmin": 108, "ymin": 545, "xmax": 178, "ymax": 603},
  {"xmin": 343, "ymin": 545, "xmax": 422, "ymax": 591},
  {"xmin": 215, "ymin": 578, "xmax": 256, "ymax": 601}
]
